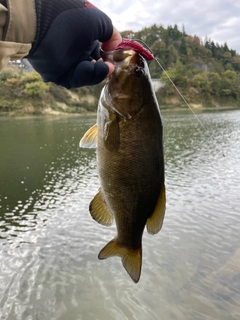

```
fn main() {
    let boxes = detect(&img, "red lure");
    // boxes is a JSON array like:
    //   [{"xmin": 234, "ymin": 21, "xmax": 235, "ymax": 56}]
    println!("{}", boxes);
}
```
[
  {"xmin": 84, "ymin": 1, "xmax": 98, "ymax": 9},
  {"xmin": 116, "ymin": 38, "xmax": 154, "ymax": 61}
]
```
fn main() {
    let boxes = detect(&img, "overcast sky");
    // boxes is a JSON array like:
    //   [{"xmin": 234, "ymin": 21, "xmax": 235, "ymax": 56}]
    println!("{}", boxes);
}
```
[{"xmin": 96, "ymin": 0, "xmax": 240, "ymax": 53}]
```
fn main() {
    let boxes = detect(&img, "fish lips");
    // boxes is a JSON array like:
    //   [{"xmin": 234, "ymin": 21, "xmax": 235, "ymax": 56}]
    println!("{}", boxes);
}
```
[
  {"xmin": 100, "ymin": 49, "xmax": 114, "ymax": 63},
  {"xmin": 100, "ymin": 49, "xmax": 133, "ymax": 64}
]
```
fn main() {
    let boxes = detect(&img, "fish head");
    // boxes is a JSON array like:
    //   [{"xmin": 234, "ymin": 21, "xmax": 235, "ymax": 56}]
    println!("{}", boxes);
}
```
[{"xmin": 102, "ymin": 49, "xmax": 151, "ymax": 119}]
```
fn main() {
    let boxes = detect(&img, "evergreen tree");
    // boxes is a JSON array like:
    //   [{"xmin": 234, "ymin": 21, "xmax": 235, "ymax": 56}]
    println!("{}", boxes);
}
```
[{"xmin": 179, "ymin": 37, "xmax": 187, "ymax": 56}]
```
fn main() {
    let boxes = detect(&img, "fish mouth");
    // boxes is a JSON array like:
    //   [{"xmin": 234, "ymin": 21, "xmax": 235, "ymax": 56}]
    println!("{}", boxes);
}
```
[
  {"xmin": 101, "ymin": 49, "xmax": 134, "ymax": 64},
  {"xmin": 100, "ymin": 49, "xmax": 114, "ymax": 63}
]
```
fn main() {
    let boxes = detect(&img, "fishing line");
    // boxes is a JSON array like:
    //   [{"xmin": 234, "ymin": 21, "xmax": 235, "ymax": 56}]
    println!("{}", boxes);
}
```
[
  {"xmin": 134, "ymin": 39, "xmax": 206, "ymax": 129},
  {"xmin": 134, "ymin": 38, "xmax": 225, "ymax": 156},
  {"xmin": 154, "ymin": 58, "xmax": 208, "ymax": 131}
]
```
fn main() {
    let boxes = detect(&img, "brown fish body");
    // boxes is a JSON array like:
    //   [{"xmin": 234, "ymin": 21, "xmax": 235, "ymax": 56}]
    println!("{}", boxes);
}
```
[
  {"xmin": 98, "ymin": 80, "xmax": 163, "ymax": 247},
  {"xmin": 80, "ymin": 49, "xmax": 165, "ymax": 283}
]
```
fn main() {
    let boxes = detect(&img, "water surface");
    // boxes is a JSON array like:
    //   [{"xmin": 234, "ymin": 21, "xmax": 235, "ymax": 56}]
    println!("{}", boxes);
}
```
[{"xmin": 0, "ymin": 110, "xmax": 240, "ymax": 320}]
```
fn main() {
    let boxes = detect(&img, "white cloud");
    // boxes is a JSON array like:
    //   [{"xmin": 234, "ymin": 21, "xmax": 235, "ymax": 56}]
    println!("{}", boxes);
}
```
[{"xmin": 95, "ymin": 0, "xmax": 240, "ymax": 53}]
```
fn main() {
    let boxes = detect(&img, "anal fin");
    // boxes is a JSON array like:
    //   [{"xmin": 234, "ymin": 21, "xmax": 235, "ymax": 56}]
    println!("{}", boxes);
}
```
[{"xmin": 147, "ymin": 184, "xmax": 166, "ymax": 235}]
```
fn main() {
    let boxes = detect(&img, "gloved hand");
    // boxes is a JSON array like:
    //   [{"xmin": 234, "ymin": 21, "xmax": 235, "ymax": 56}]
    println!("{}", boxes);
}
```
[{"xmin": 26, "ymin": 0, "xmax": 122, "ymax": 89}]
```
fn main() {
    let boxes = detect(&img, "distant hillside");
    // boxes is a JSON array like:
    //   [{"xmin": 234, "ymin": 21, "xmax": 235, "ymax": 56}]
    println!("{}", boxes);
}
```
[
  {"xmin": 0, "ymin": 24, "xmax": 239, "ymax": 116},
  {"xmin": 0, "ymin": 68, "xmax": 104, "ymax": 116},
  {"xmin": 122, "ymin": 24, "xmax": 240, "ymax": 108}
]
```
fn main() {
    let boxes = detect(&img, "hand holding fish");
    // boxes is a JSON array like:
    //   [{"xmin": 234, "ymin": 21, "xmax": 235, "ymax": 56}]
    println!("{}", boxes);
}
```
[
  {"xmin": 25, "ymin": 0, "xmax": 122, "ymax": 88},
  {"xmin": 91, "ymin": 27, "xmax": 122, "ymax": 77}
]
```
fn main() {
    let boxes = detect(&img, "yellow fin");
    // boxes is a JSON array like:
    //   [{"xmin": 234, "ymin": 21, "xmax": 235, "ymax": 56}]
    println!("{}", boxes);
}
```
[
  {"xmin": 147, "ymin": 184, "xmax": 166, "ymax": 235},
  {"xmin": 79, "ymin": 123, "xmax": 98, "ymax": 148},
  {"xmin": 103, "ymin": 113, "xmax": 120, "ymax": 152},
  {"xmin": 98, "ymin": 239, "xmax": 142, "ymax": 283},
  {"xmin": 89, "ymin": 190, "xmax": 113, "ymax": 226}
]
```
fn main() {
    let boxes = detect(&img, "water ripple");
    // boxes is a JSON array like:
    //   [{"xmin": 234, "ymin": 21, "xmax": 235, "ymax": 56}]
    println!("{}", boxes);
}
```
[{"xmin": 0, "ymin": 112, "xmax": 240, "ymax": 319}]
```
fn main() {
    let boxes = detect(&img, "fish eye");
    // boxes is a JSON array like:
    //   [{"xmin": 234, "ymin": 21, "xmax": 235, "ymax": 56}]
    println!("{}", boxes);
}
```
[{"xmin": 134, "ymin": 67, "xmax": 144, "ymax": 77}]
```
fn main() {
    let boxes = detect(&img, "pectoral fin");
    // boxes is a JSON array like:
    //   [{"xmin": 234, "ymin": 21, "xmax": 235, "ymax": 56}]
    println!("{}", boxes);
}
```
[
  {"xmin": 146, "ymin": 184, "xmax": 166, "ymax": 235},
  {"xmin": 89, "ymin": 189, "xmax": 113, "ymax": 226},
  {"xmin": 79, "ymin": 123, "xmax": 98, "ymax": 148},
  {"xmin": 103, "ymin": 113, "xmax": 120, "ymax": 152},
  {"xmin": 98, "ymin": 239, "xmax": 142, "ymax": 283}
]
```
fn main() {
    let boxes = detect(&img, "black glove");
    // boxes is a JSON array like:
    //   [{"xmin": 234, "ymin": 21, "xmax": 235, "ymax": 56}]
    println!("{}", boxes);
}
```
[{"xmin": 26, "ymin": 0, "xmax": 113, "ymax": 88}]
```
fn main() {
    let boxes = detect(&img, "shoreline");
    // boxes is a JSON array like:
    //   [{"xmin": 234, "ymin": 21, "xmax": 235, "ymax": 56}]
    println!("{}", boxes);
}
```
[
  {"xmin": 161, "ymin": 105, "xmax": 239, "ymax": 113},
  {"xmin": 0, "ymin": 105, "xmax": 239, "ymax": 119},
  {"xmin": 0, "ymin": 112, "xmax": 97, "ymax": 120}
]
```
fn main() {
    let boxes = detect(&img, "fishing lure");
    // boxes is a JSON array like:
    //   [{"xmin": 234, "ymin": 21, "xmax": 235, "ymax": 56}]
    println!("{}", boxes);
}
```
[{"xmin": 116, "ymin": 38, "xmax": 154, "ymax": 61}]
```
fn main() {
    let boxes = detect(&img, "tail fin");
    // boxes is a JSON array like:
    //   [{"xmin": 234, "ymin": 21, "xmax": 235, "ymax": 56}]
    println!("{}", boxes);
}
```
[{"xmin": 98, "ymin": 239, "xmax": 142, "ymax": 283}]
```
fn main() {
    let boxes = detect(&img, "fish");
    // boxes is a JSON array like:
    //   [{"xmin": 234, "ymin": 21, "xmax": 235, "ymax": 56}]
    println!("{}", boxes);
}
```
[{"xmin": 80, "ymin": 48, "xmax": 166, "ymax": 283}]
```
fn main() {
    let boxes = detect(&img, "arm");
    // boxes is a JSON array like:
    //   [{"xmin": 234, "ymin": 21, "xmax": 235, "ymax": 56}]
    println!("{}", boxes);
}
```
[{"xmin": 0, "ymin": 0, "xmax": 36, "ymax": 73}]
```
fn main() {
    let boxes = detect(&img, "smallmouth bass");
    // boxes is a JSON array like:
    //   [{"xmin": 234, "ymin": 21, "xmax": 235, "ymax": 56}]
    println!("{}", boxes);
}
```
[{"xmin": 80, "ymin": 48, "xmax": 166, "ymax": 283}]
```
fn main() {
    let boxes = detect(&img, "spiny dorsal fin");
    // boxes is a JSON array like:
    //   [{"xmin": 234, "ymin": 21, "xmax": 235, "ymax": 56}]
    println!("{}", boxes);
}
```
[
  {"xmin": 146, "ymin": 184, "xmax": 166, "ymax": 235},
  {"xmin": 79, "ymin": 123, "xmax": 98, "ymax": 148},
  {"xmin": 89, "ymin": 189, "xmax": 113, "ymax": 226},
  {"xmin": 98, "ymin": 239, "xmax": 142, "ymax": 283}
]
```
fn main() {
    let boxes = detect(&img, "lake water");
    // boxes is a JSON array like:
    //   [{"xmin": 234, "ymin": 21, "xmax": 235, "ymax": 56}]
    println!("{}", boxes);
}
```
[{"xmin": 0, "ymin": 109, "xmax": 240, "ymax": 320}]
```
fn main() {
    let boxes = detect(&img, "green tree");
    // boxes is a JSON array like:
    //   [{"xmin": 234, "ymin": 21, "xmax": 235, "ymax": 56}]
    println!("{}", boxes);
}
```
[
  {"xmin": 172, "ymin": 24, "xmax": 181, "ymax": 41},
  {"xmin": 224, "ymin": 70, "xmax": 237, "ymax": 81},
  {"xmin": 161, "ymin": 60, "xmax": 187, "ymax": 88},
  {"xmin": 220, "ymin": 70, "xmax": 237, "ymax": 97},
  {"xmin": 151, "ymin": 40, "xmax": 168, "ymax": 66},
  {"xmin": 0, "ymin": 68, "xmax": 18, "ymax": 82},
  {"xmin": 223, "ymin": 42, "xmax": 229, "ymax": 53},
  {"xmin": 191, "ymin": 73, "xmax": 210, "ymax": 95},
  {"xmin": 23, "ymin": 81, "xmax": 50, "ymax": 97},
  {"xmin": 208, "ymin": 72, "xmax": 221, "ymax": 95},
  {"xmin": 232, "ymin": 56, "xmax": 240, "ymax": 71},
  {"xmin": 179, "ymin": 37, "xmax": 187, "ymax": 56},
  {"xmin": 166, "ymin": 45, "xmax": 178, "ymax": 66}
]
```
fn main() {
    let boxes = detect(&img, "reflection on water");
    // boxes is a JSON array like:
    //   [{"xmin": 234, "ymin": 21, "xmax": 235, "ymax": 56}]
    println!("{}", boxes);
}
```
[{"xmin": 0, "ymin": 110, "xmax": 240, "ymax": 320}]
